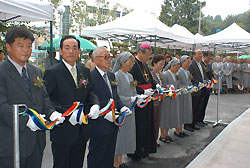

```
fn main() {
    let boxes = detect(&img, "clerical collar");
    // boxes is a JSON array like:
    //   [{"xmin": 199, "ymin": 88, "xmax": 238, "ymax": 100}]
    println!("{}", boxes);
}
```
[{"xmin": 136, "ymin": 56, "xmax": 144, "ymax": 63}]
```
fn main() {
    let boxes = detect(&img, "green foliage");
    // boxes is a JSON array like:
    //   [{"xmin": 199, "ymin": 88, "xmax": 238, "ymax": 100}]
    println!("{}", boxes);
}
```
[
  {"xmin": 159, "ymin": 0, "xmax": 206, "ymax": 34},
  {"xmin": 203, "ymin": 11, "xmax": 250, "ymax": 35}
]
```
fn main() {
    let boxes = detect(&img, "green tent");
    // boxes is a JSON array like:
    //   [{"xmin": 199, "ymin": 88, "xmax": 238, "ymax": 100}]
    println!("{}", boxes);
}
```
[
  {"xmin": 38, "ymin": 35, "xmax": 96, "ymax": 52},
  {"xmin": 238, "ymin": 55, "xmax": 250, "ymax": 59}
]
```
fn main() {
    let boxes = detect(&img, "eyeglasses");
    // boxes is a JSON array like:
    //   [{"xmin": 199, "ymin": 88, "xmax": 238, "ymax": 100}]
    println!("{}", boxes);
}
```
[{"xmin": 95, "ymin": 55, "xmax": 112, "ymax": 60}]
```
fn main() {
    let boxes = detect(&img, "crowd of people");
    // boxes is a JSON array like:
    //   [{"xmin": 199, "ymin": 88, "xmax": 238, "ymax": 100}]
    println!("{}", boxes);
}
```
[
  {"xmin": 0, "ymin": 27, "xmax": 250, "ymax": 168},
  {"xmin": 212, "ymin": 56, "xmax": 250, "ymax": 94}
]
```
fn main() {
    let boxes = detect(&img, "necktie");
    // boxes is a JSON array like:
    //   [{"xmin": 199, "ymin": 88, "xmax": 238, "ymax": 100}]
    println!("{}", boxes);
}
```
[
  {"xmin": 103, "ymin": 72, "xmax": 108, "ymax": 84},
  {"xmin": 71, "ymin": 67, "xmax": 78, "ymax": 86},
  {"xmin": 103, "ymin": 73, "xmax": 112, "ymax": 96},
  {"xmin": 21, "ymin": 67, "xmax": 31, "ymax": 95}
]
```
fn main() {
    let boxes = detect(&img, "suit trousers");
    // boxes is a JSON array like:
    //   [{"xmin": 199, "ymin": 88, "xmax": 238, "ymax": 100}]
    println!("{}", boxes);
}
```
[
  {"xmin": 87, "ymin": 119, "xmax": 118, "ymax": 168},
  {"xmin": 51, "ymin": 137, "xmax": 87, "ymax": 168},
  {"xmin": 0, "ymin": 135, "xmax": 43, "ymax": 168},
  {"xmin": 191, "ymin": 93, "xmax": 203, "ymax": 125},
  {"xmin": 198, "ymin": 89, "xmax": 211, "ymax": 122}
]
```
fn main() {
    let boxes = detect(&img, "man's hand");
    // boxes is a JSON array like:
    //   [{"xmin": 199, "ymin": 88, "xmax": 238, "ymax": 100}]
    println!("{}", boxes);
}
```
[
  {"xmin": 50, "ymin": 111, "xmax": 65, "ymax": 125},
  {"xmin": 88, "ymin": 104, "xmax": 100, "ymax": 119},
  {"xmin": 104, "ymin": 112, "xmax": 119, "ymax": 122},
  {"xmin": 120, "ymin": 106, "xmax": 132, "ymax": 116},
  {"xmin": 144, "ymin": 89, "xmax": 154, "ymax": 96}
]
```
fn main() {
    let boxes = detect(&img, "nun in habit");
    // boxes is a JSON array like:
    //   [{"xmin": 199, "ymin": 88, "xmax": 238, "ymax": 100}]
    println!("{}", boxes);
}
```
[
  {"xmin": 112, "ymin": 52, "xmax": 142, "ymax": 168},
  {"xmin": 159, "ymin": 58, "xmax": 181, "ymax": 142},
  {"xmin": 177, "ymin": 55, "xmax": 193, "ymax": 135}
]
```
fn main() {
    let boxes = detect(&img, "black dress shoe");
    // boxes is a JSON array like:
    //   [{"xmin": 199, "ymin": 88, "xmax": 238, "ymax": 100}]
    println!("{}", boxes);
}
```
[
  {"xmin": 192, "ymin": 125, "xmax": 200, "ymax": 130},
  {"xmin": 166, "ymin": 136, "xmax": 174, "ymax": 142},
  {"xmin": 184, "ymin": 125, "xmax": 194, "ymax": 132},
  {"xmin": 174, "ymin": 132, "xmax": 184, "ymax": 138},
  {"xmin": 181, "ymin": 132, "xmax": 189, "ymax": 137},
  {"xmin": 196, "ymin": 122, "xmax": 204, "ymax": 127},
  {"xmin": 119, "ymin": 163, "xmax": 129, "ymax": 168},
  {"xmin": 159, "ymin": 136, "xmax": 167, "ymax": 143},
  {"xmin": 202, "ymin": 121, "xmax": 208, "ymax": 125}
]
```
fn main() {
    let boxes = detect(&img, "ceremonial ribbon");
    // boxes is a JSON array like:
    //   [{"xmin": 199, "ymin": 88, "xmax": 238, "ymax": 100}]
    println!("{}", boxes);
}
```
[
  {"xmin": 24, "ymin": 79, "xmax": 215, "ymax": 130},
  {"xmin": 23, "ymin": 102, "xmax": 80, "ymax": 130}
]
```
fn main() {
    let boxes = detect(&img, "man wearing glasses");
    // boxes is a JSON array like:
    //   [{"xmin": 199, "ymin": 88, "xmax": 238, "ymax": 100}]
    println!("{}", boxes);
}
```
[{"xmin": 87, "ymin": 47, "xmax": 131, "ymax": 168}]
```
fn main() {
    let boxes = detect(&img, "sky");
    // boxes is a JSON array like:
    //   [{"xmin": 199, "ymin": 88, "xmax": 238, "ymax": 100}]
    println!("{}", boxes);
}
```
[{"xmin": 113, "ymin": 0, "xmax": 250, "ymax": 19}]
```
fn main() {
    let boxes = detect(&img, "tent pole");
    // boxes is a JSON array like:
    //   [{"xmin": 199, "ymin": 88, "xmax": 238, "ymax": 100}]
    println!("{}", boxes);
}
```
[
  {"xmin": 154, "ymin": 35, "xmax": 156, "ymax": 56},
  {"xmin": 50, "ymin": 21, "xmax": 53, "ymax": 66},
  {"xmin": 192, "ymin": 44, "xmax": 196, "ymax": 52}
]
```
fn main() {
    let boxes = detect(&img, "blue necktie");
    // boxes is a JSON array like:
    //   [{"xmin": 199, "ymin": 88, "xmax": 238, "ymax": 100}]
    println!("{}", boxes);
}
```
[{"xmin": 21, "ymin": 67, "xmax": 31, "ymax": 95}]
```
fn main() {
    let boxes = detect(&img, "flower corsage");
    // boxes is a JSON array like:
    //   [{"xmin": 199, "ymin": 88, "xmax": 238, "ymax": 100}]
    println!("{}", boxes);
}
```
[
  {"xmin": 130, "ymin": 80, "xmax": 138, "ymax": 87},
  {"xmin": 77, "ymin": 74, "xmax": 88, "ymax": 89},
  {"xmin": 33, "ymin": 76, "xmax": 45, "ymax": 88}
]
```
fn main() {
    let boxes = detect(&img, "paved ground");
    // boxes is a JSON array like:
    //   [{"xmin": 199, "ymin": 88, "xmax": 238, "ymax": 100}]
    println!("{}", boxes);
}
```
[
  {"xmin": 41, "ymin": 93, "xmax": 250, "ymax": 168},
  {"xmin": 187, "ymin": 108, "xmax": 250, "ymax": 168}
]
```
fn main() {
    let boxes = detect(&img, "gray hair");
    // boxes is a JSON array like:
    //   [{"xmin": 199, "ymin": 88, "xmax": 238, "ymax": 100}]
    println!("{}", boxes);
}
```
[{"xmin": 92, "ymin": 47, "xmax": 108, "ymax": 59}]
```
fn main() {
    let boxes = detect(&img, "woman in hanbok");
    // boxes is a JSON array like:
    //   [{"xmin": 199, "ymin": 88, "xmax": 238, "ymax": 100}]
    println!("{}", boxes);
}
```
[{"xmin": 151, "ymin": 55, "xmax": 166, "ymax": 146}]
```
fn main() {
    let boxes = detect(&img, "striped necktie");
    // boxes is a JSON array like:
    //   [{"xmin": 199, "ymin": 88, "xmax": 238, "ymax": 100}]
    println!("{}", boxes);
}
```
[{"xmin": 71, "ymin": 67, "xmax": 78, "ymax": 86}]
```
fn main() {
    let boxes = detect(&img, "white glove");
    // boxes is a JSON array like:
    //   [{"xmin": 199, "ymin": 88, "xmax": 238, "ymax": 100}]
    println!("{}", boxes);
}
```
[
  {"xmin": 104, "ymin": 111, "xmax": 119, "ymax": 122},
  {"xmin": 120, "ymin": 106, "xmax": 132, "ymax": 116},
  {"xmin": 88, "ymin": 104, "xmax": 100, "ymax": 119},
  {"xmin": 144, "ymin": 89, "xmax": 154, "ymax": 96},
  {"xmin": 26, "ymin": 115, "xmax": 40, "ymax": 131},
  {"xmin": 138, "ymin": 94, "xmax": 148, "ymax": 100},
  {"xmin": 137, "ymin": 94, "xmax": 148, "ymax": 106},
  {"xmin": 50, "ymin": 111, "xmax": 65, "ymax": 125},
  {"xmin": 69, "ymin": 109, "xmax": 83, "ymax": 125},
  {"xmin": 131, "ymin": 96, "xmax": 137, "ymax": 102},
  {"xmin": 156, "ymin": 84, "xmax": 161, "ymax": 89}
]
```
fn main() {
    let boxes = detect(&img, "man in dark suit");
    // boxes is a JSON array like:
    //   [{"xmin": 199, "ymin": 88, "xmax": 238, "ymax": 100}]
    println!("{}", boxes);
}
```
[
  {"xmin": 188, "ymin": 49, "xmax": 207, "ymax": 131},
  {"xmin": 44, "ymin": 36, "xmax": 100, "ymax": 168},
  {"xmin": 87, "ymin": 47, "xmax": 131, "ymax": 168},
  {"xmin": 199, "ymin": 51, "xmax": 214, "ymax": 126},
  {"xmin": 0, "ymin": 27, "xmax": 60, "ymax": 168}
]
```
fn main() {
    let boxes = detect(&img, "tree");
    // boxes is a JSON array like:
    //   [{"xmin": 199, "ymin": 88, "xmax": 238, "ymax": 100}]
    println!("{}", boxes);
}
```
[
  {"xmin": 159, "ymin": 0, "xmax": 206, "ymax": 34},
  {"xmin": 70, "ymin": 0, "xmax": 89, "ymax": 34}
]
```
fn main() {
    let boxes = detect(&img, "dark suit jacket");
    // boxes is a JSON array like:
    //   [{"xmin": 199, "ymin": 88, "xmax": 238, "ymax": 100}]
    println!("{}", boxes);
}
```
[
  {"xmin": 201, "ymin": 61, "xmax": 214, "ymax": 80},
  {"xmin": 89, "ymin": 67, "xmax": 124, "ymax": 132},
  {"xmin": 188, "ymin": 59, "xmax": 208, "ymax": 96},
  {"xmin": 44, "ymin": 62, "xmax": 99, "ymax": 145},
  {"xmin": 0, "ymin": 59, "xmax": 54, "ymax": 157}
]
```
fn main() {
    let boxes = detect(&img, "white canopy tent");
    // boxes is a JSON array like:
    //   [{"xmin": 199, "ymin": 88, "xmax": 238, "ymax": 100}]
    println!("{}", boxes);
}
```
[
  {"xmin": 0, "ymin": 0, "xmax": 54, "ymax": 64},
  {"xmin": 81, "ymin": 11, "xmax": 192, "ymax": 51},
  {"xmin": 162, "ymin": 24, "xmax": 195, "ymax": 50},
  {"xmin": 197, "ymin": 23, "xmax": 250, "ymax": 52},
  {"xmin": 0, "ymin": 0, "xmax": 53, "ymax": 22}
]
